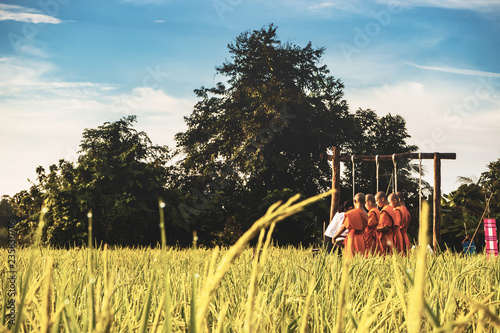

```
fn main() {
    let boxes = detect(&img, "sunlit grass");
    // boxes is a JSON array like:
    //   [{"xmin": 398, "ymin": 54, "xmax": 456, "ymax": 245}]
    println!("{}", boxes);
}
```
[{"xmin": 1, "ymin": 196, "xmax": 499, "ymax": 332}]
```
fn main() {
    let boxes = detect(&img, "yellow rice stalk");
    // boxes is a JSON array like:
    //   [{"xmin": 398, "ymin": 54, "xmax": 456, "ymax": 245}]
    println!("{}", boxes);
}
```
[
  {"xmin": 280, "ymin": 269, "xmax": 289, "ymax": 333},
  {"xmin": 158, "ymin": 198, "xmax": 167, "ymax": 248},
  {"xmin": 94, "ymin": 245, "xmax": 113, "ymax": 333},
  {"xmin": 355, "ymin": 277, "xmax": 380, "ymax": 333},
  {"xmin": 150, "ymin": 292, "xmax": 165, "ymax": 333},
  {"xmin": 369, "ymin": 287, "xmax": 396, "ymax": 333},
  {"xmin": 259, "ymin": 221, "xmax": 277, "ymax": 268},
  {"xmin": 213, "ymin": 302, "xmax": 228, "ymax": 333},
  {"xmin": 455, "ymin": 291, "xmax": 500, "ymax": 330},
  {"xmin": 40, "ymin": 257, "xmax": 54, "ymax": 333},
  {"xmin": 298, "ymin": 275, "xmax": 316, "ymax": 333},
  {"xmin": 195, "ymin": 190, "xmax": 333, "ymax": 332},
  {"xmin": 139, "ymin": 273, "xmax": 156, "ymax": 333},
  {"xmin": 392, "ymin": 255, "xmax": 409, "ymax": 321},
  {"xmin": 408, "ymin": 200, "xmax": 430, "ymax": 333},
  {"xmin": 334, "ymin": 256, "xmax": 350, "ymax": 333},
  {"xmin": 313, "ymin": 291, "xmax": 321, "ymax": 332},
  {"xmin": 440, "ymin": 277, "xmax": 458, "ymax": 326},
  {"xmin": 12, "ymin": 203, "xmax": 47, "ymax": 333},
  {"xmin": 87, "ymin": 209, "xmax": 95, "ymax": 333},
  {"xmin": 434, "ymin": 304, "xmax": 480, "ymax": 333},
  {"xmin": 244, "ymin": 228, "xmax": 266, "ymax": 333}
]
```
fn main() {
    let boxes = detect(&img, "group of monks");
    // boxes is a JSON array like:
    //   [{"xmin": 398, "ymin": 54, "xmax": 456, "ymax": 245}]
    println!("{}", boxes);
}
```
[{"xmin": 331, "ymin": 191, "xmax": 412, "ymax": 259}]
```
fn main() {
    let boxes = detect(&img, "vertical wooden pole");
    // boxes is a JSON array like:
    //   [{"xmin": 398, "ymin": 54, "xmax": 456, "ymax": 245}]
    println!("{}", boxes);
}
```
[
  {"xmin": 433, "ymin": 153, "xmax": 441, "ymax": 251},
  {"xmin": 330, "ymin": 147, "xmax": 341, "ymax": 222}
]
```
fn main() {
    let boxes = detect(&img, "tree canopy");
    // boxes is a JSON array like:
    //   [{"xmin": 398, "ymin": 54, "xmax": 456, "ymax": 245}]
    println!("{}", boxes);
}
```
[
  {"xmin": 175, "ymin": 24, "xmax": 350, "ymax": 197},
  {"xmin": 11, "ymin": 116, "xmax": 182, "ymax": 246},
  {"xmin": 5, "ymin": 24, "xmax": 452, "ymax": 248}
]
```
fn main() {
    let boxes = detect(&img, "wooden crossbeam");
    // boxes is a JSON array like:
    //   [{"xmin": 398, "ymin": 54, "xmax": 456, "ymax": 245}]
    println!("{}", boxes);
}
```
[{"xmin": 321, "ymin": 152, "xmax": 456, "ymax": 162}]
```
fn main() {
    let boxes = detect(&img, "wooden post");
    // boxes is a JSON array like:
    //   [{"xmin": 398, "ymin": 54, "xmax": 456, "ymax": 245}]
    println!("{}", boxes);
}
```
[
  {"xmin": 330, "ymin": 147, "xmax": 341, "ymax": 222},
  {"xmin": 433, "ymin": 153, "xmax": 441, "ymax": 251}
]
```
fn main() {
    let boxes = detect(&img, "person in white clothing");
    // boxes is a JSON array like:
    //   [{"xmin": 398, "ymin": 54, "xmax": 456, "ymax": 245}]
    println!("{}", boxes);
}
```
[{"xmin": 324, "ymin": 200, "xmax": 353, "ymax": 254}]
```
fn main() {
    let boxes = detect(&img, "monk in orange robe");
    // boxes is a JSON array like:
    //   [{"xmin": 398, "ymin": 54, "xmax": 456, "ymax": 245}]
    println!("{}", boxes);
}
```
[
  {"xmin": 389, "ymin": 193, "xmax": 405, "ymax": 254},
  {"xmin": 375, "ymin": 191, "xmax": 396, "ymax": 255},
  {"xmin": 333, "ymin": 193, "xmax": 368, "ymax": 259},
  {"xmin": 396, "ymin": 191, "xmax": 412, "ymax": 253},
  {"xmin": 364, "ymin": 194, "xmax": 380, "ymax": 256}
]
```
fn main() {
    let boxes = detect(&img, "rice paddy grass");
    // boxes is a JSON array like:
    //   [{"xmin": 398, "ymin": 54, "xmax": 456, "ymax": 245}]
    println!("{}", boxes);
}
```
[{"xmin": 1, "ymin": 196, "xmax": 499, "ymax": 332}]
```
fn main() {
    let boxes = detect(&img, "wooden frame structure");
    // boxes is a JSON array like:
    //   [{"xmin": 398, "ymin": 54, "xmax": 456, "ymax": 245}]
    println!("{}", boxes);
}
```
[{"xmin": 321, "ymin": 148, "xmax": 456, "ymax": 251}]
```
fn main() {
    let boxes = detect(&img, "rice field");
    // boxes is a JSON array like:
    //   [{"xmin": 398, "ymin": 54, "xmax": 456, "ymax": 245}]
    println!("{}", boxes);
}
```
[{"xmin": 1, "ymin": 194, "xmax": 500, "ymax": 332}]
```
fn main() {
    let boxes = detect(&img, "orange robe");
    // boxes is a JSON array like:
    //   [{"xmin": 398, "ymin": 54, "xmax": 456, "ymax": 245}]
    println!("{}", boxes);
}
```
[
  {"xmin": 343, "ymin": 208, "xmax": 368, "ymax": 259},
  {"xmin": 400, "ymin": 206, "xmax": 411, "ymax": 253},
  {"xmin": 364, "ymin": 208, "xmax": 380, "ymax": 256},
  {"xmin": 377, "ymin": 205, "xmax": 396, "ymax": 254},
  {"xmin": 393, "ymin": 207, "xmax": 405, "ymax": 254}
]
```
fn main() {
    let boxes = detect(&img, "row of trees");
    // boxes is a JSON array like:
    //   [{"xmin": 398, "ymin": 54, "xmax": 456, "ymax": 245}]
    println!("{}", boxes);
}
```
[{"xmin": 3, "ymin": 24, "xmax": 496, "ymax": 248}]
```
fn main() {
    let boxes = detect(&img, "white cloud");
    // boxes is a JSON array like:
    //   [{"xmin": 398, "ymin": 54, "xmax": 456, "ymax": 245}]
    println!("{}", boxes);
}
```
[
  {"xmin": 376, "ymin": 0, "xmax": 500, "ymax": 11},
  {"xmin": 408, "ymin": 63, "xmax": 500, "ymax": 78},
  {"xmin": 271, "ymin": 0, "xmax": 500, "ymax": 16},
  {"xmin": 0, "ymin": 57, "xmax": 195, "ymax": 196},
  {"xmin": 0, "ymin": 57, "xmax": 117, "ymax": 98},
  {"xmin": 345, "ymin": 77, "xmax": 500, "ymax": 194},
  {"xmin": 0, "ymin": 4, "xmax": 62, "ymax": 24},
  {"xmin": 305, "ymin": 0, "xmax": 500, "ymax": 12},
  {"xmin": 308, "ymin": 2, "xmax": 335, "ymax": 10},
  {"xmin": 0, "ymin": 4, "xmax": 38, "ymax": 13}
]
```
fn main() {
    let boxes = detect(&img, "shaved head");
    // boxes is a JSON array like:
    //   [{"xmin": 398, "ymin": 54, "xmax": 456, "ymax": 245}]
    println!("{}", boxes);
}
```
[
  {"xmin": 396, "ymin": 191, "xmax": 405, "ymax": 203},
  {"xmin": 388, "ymin": 193, "xmax": 400, "ymax": 208},
  {"xmin": 375, "ymin": 191, "xmax": 388, "ymax": 207},
  {"xmin": 388, "ymin": 193, "xmax": 399, "ymax": 202},
  {"xmin": 354, "ymin": 192, "xmax": 365, "ymax": 205},
  {"xmin": 366, "ymin": 194, "xmax": 375, "ymax": 204},
  {"xmin": 365, "ymin": 193, "xmax": 377, "ymax": 210}
]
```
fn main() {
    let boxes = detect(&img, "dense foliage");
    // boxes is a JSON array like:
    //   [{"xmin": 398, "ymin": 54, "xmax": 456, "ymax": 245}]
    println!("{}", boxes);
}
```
[
  {"xmin": 0, "ymin": 195, "xmax": 15, "ymax": 228},
  {"xmin": 441, "ymin": 158, "xmax": 500, "ymax": 251},
  {"xmin": 10, "ymin": 116, "xmax": 188, "ymax": 246},
  {"xmin": 175, "ymin": 24, "xmax": 350, "ymax": 196},
  {"xmin": 4, "ymin": 24, "xmax": 493, "ymax": 248}
]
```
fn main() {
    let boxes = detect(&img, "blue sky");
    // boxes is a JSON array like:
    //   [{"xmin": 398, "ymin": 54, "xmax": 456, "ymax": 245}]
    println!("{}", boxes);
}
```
[{"xmin": 1, "ymin": 0, "xmax": 499, "ymax": 197}]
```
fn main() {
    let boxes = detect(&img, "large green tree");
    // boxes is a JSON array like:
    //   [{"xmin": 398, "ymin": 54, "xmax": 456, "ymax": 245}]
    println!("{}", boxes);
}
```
[
  {"xmin": 12, "ymin": 116, "xmax": 183, "ymax": 246},
  {"xmin": 176, "ymin": 24, "xmax": 350, "ymax": 194},
  {"xmin": 77, "ymin": 116, "xmax": 171, "ymax": 245},
  {"xmin": 174, "ymin": 25, "xmax": 350, "ymax": 245}
]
